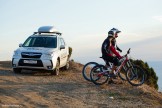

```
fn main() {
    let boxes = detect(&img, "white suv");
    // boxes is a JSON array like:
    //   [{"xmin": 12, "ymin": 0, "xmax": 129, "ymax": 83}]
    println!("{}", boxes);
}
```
[{"xmin": 12, "ymin": 26, "xmax": 70, "ymax": 75}]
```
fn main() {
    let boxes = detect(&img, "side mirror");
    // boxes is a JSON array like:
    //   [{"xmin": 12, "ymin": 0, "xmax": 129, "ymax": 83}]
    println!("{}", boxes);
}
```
[
  {"xmin": 60, "ymin": 45, "xmax": 65, "ymax": 50},
  {"xmin": 19, "ymin": 43, "xmax": 23, "ymax": 47}
]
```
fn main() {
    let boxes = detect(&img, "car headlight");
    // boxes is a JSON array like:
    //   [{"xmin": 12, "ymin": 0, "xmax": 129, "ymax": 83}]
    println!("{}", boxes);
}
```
[
  {"xmin": 13, "ymin": 51, "xmax": 19, "ymax": 56},
  {"xmin": 43, "ymin": 53, "xmax": 54, "ymax": 59}
]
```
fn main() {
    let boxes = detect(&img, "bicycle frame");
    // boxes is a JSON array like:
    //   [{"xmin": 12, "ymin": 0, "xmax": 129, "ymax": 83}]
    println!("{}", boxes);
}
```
[
  {"xmin": 97, "ymin": 48, "xmax": 132, "ymax": 77},
  {"xmin": 114, "ymin": 55, "xmax": 128, "ymax": 75}
]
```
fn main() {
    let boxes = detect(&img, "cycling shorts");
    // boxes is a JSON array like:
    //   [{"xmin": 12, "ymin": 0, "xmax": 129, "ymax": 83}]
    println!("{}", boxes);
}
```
[{"xmin": 102, "ymin": 56, "xmax": 120, "ymax": 66}]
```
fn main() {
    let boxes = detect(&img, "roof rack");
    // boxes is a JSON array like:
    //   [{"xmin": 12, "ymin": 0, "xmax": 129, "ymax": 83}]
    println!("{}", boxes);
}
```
[{"xmin": 33, "ymin": 32, "xmax": 62, "ymax": 35}]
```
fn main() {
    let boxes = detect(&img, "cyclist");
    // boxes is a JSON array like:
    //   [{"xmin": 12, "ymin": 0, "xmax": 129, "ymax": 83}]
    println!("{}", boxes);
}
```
[{"xmin": 101, "ymin": 28, "xmax": 122, "ymax": 84}]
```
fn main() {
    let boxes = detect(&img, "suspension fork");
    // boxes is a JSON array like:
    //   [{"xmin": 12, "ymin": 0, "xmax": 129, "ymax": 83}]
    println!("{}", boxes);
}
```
[
  {"xmin": 121, "ymin": 57, "xmax": 132, "ymax": 71},
  {"xmin": 126, "ymin": 59, "xmax": 134, "ymax": 68}
]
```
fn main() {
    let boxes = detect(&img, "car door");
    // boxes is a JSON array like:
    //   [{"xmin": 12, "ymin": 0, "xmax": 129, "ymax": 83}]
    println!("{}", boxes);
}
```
[{"xmin": 59, "ymin": 38, "xmax": 68, "ymax": 67}]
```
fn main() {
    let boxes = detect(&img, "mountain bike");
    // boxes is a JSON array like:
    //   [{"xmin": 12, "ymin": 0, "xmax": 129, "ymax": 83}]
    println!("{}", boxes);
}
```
[
  {"xmin": 82, "ymin": 55, "xmax": 129, "ymax": 82},
  {"xmin": 90, "ymin": 48, "xmax": 145, "ymax": 86}
]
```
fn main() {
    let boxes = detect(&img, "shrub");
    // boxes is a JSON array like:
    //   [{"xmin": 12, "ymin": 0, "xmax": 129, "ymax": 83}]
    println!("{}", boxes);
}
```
[
  {"xmin": 132, "ymin": 59, "xmax": 159, "ymax": 90},
  {"xmin": 68, "ymin": 47, "xmax": 72, "ymax": 58}
]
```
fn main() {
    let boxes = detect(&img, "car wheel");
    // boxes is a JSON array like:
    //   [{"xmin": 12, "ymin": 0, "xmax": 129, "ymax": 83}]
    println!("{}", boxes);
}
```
[
  {"xmin": 51, "ymin": 60, "xmax": 60, "ymax": 75},
  {"xmin": 13, "ymin": 68, "xmax": 22, "ymax": 74},
  {"xmin": 64, "ymin": 59, "xmax": 70, "ymax": 70}
]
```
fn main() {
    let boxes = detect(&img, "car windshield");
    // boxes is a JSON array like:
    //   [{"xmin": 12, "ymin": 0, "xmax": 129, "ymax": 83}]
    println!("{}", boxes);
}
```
[{"xmin": 22, "ymin": 36, "xmax": 57, "ymax": 48}]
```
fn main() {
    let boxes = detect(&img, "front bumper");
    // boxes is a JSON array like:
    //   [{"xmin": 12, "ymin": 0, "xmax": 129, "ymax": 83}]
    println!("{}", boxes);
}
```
[{"xmin": 12, "ymin": 58, "xmax": 54, "ymax": 70}]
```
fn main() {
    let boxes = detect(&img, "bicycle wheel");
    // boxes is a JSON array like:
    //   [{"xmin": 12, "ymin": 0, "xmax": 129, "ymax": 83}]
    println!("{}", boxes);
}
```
[
  {"xmin": 90, "ymin": 65, "xmax": 108, "ymax": 85},
  {"xmin": 118, "ymin": 67, "xmax": 127, "ymax": 81},
  {"xmin": 82, "ymin": 62, "xmax": 98, "ymax": 81},
  {"xmin": 126, "ymin": 65, "xmax": 145, "ymax": 86}
]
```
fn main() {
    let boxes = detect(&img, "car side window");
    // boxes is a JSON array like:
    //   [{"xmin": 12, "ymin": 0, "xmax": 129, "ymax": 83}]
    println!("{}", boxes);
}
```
[{"xmin": 60, "ymin": 38, "xmax": 65, "ymax": 46}]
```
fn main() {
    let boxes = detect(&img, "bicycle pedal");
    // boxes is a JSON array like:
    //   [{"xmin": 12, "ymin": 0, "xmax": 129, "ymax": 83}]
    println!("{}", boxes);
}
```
[
  {"xmin": 108, "ymin": 74, "xmax": 117, "ymax": 79},
  {"xmin": 109, "ymin": 74, "xmax": 116, "ymax": 77}
]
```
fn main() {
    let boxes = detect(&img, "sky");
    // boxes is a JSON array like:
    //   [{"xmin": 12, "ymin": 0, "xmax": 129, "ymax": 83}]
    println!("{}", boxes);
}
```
[{"xmin": 0, "ymin": 0, "xmax": 162, "ymax": 64}]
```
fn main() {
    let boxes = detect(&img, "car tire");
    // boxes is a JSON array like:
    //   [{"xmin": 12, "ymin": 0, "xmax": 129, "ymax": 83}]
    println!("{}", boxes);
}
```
[
  {"xmin": 64, "ymin": 58, "xmax": 70, "ymax": 70},
  {"xmin": 13, "ymin": 68, "xmax": 22, "ymax": 74},
  {"xmin": 51, "ymin": 60, "xmax": 60, "ymax": 75}
]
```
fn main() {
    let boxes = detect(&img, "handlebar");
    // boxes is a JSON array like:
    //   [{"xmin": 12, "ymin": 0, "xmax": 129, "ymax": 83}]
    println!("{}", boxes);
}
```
[
  {"xmin": 123, "ymin": 48, "xmax": 131, "ymax": 57},
  {"xmin": 127, "ymin": 48, "xmax": 131, "ymax": 54}
]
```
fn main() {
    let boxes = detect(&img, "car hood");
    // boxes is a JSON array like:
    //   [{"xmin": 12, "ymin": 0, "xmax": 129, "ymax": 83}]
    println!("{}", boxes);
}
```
[{"xmin": 16, "ymin": 47, "xmax": 57, "ymax": 54}]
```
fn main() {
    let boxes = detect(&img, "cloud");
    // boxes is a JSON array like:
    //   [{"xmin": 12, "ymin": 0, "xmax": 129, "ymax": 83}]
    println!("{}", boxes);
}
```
[{"xmin": 153, "ymin": 16, "xmax": 162, "ymax": 23}]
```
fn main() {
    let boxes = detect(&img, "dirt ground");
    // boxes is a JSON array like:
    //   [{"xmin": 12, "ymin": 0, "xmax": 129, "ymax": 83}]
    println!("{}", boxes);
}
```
[{"xmin": 0, "ymin": 61, "xmax": 162, "ymax": 108}]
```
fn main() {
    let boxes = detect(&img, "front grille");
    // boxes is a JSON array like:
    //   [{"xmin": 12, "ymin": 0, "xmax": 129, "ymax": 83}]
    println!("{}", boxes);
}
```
[
  {"xmin": 21, "ymin": 52, "xmax": 42, "ymax": 58},
  {"xmin": 18, "ymin": 59, "xmax": 43, "ymax": 67}
]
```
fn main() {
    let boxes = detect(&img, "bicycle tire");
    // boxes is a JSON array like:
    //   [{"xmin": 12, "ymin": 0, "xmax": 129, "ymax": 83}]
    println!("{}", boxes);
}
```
[
  {"xmin": 126, "ymin": 65, "xmax": 145, "ymax": 86},
  {"xmin": 90, "ymin": 65, "xmax": 108, "ymax": 85},
  {"xmin": 82, "ymin": 62, "xmax": 98, "ymax": 81},
  {"xmin": 118, "ymin": 67, "xmax": 127, "ymax": 81}
]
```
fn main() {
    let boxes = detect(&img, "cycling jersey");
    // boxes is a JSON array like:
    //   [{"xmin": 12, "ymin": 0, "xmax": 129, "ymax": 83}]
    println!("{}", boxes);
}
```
[{"xmin": 101, "ymin": 37, "xmax": 122, "ymax": 59}]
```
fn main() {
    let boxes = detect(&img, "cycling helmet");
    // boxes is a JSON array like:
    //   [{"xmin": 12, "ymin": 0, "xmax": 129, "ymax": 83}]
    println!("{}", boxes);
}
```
[{"xmin": 108, "ymin": 28, "xmax": 121, "ymax": 38}]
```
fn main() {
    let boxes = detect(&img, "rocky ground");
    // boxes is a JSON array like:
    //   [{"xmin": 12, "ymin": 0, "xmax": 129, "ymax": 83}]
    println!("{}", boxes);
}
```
[{"xmin": 0, "ymin": 61, "xmax": 162, "ymax": 108}]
